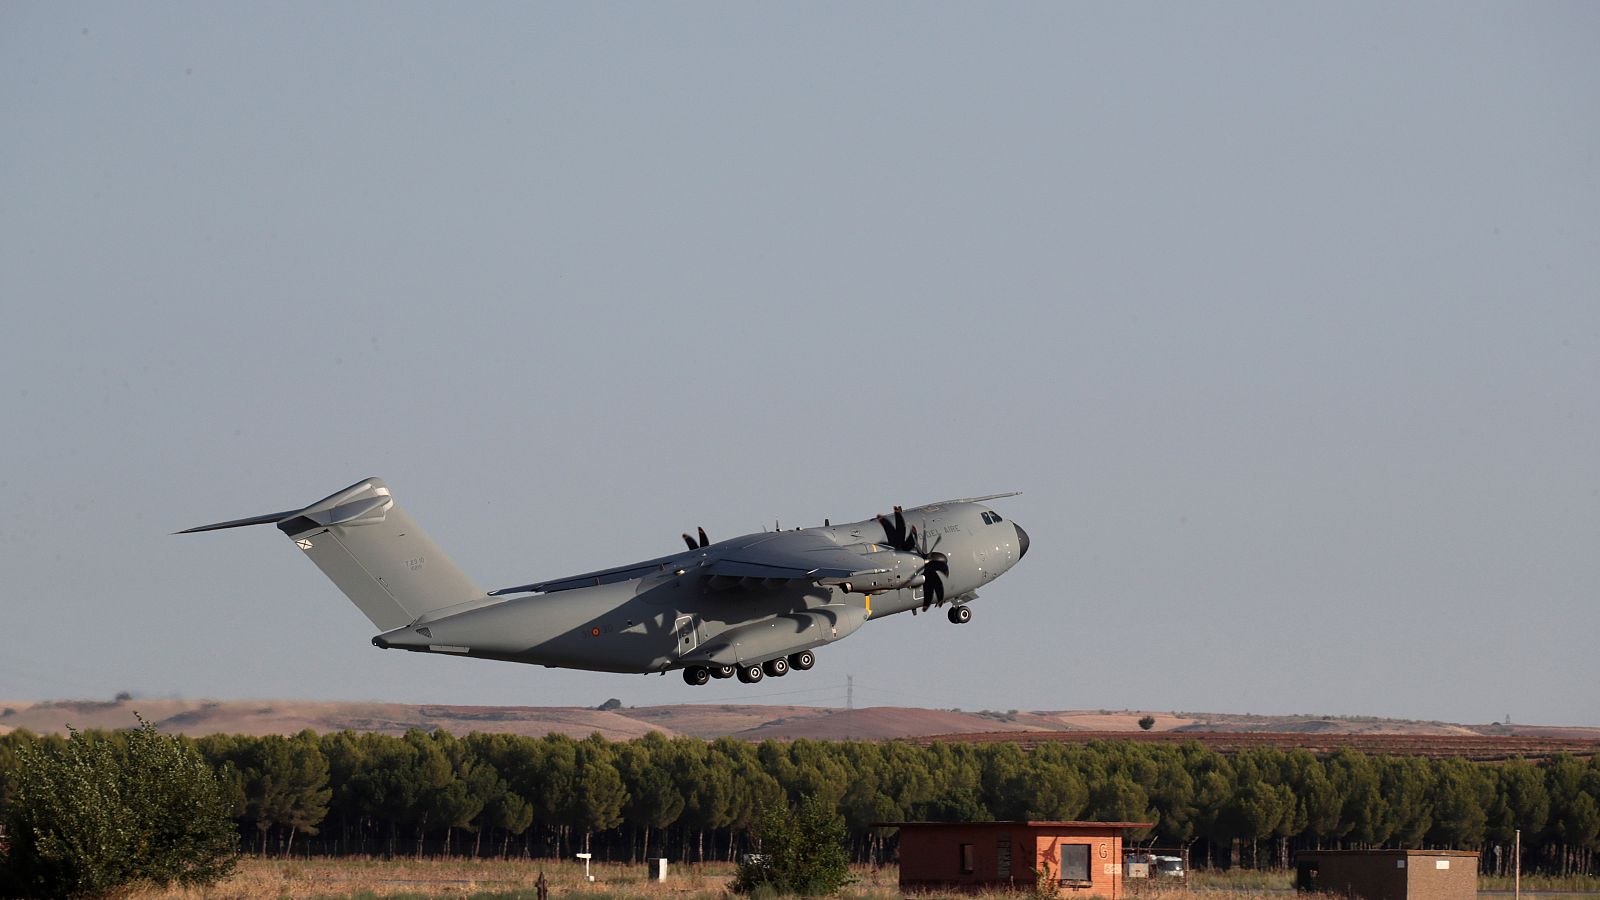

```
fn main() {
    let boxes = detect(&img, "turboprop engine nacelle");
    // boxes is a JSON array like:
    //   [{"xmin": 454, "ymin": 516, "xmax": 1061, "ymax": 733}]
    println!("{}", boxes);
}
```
[{"xmin": 831, "ymin": 550, "xmax": 927, "ymax": 594}]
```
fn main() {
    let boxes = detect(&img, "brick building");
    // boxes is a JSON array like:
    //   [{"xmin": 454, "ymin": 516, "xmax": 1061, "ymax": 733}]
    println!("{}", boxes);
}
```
[
  {"xmin": 880, "ymin": 821, "xmax": 1152, "ymax": 896},
  {"xmin": 1295, "ymin": 849, "xmax": 1479, "ymax": 900}
]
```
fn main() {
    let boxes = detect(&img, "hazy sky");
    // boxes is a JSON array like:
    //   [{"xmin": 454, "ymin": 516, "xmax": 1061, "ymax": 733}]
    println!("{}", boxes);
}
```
[{"xmin": 3, "ymin": 3, "xmax": 1597, "ymax": 726}]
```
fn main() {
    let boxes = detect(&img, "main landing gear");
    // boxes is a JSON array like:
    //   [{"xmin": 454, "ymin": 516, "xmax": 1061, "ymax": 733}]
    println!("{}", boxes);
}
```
[
  {"xmin": 682, "ymin": 650, "xmax": 819, "ymax": 687},
  {"xmin": 948, "ymin": 605, "xmax": 972, "ymax": 624}
]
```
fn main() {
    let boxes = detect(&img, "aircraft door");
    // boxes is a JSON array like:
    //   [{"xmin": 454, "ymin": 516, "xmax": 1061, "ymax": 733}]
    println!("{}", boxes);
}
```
[{"xmin": 673, "ymin": 615, "xmax": 699, "ymax": 656}]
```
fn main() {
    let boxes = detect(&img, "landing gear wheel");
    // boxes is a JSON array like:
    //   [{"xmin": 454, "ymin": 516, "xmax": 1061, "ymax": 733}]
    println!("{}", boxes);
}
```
[
  {"xmin": 737, "ymin": 664, "xmax": 765, "ymax": 684},
  {"xmin": 949, "ymin": 605, "xmax": 972, "ymax": 624},
  {"xmin": 788, "ymin": 650, "xmax": 816, "ymax": 671},
  {"xmin": 712, "ymin": 665, "xmax": 736, "ymax": 679},
  {"xmin": 682, "ymin": 666, "xmax": 710, "ymax": 686},
  {"xmin": 763, "ymin": 657, "xmax": 789, "ymax": 678}
]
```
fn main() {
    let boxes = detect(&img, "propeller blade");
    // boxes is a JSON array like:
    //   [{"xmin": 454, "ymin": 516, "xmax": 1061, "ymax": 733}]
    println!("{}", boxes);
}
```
[
  {"xmin": 893, "ymin": 507, "xmax": 908, "ymax": 548},
  {"xmin": 920, "ymin": 551, "xmax": 949, "ymax": 610},
  {"xmin": 878, "ymin": 514, "xmax": 896, "ymax": 546},
  {"xmin": 697, "ymin": 527, "xmax": 709, "ymax": 548},
  {"xmin": 683, "ymin": 533, "xmax": 699, "ymax": 552}
]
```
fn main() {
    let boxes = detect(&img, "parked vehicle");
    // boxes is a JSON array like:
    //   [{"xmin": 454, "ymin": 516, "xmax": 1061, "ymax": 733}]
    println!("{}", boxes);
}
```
[{"xmin": 1124, "ymin": 851, "xmax": 1186, "ymax": 879}]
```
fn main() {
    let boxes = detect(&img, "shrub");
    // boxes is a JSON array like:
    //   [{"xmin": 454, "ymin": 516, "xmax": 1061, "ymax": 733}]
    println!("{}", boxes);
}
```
[
  {"xmin": 732, "ymin": 794, "xmax": 850, "ymax": 896},
  {"xmin": 0, "ymin": 718, "xmax": 237, "ymax": 897}
]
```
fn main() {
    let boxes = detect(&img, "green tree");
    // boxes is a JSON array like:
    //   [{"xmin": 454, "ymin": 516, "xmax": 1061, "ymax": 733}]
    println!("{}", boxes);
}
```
[
  {"xmin": 566, "ymin": 735, "xmax": 627, "ymax": 853},
  {"xmin": 674, "ymin": 737, "xmax": 732, "ymax": 862},
  {"xmin": 1426, "ymin": 759, "xmax": 1492, "ymax": 849},
  {"xmin": 733, "ymin": 794, "xmax": 851, "ymax": 896},
  {"xmin": 530, "ymin": 734, "xmax": 580, "ymax": 854},
  {"xmin": 1380, "ymin": 757, "xmax": 1435, "ymax": 849},
  {"xmin": 1088, "ymin": 774, "xmax": 1157, "ymax": 841},
  {"xmin": 1219, "ymin": 752, "xmax": 1294, "ymax": 868},
  {"xmin": 1545, "ymin": 756, "xmax": 1600, "ymax": 874},
  {"xmin": 704, "ymin": 737, "xmax": 782, "ymax": 861},
  {"xmin": 1148, "ymin": 750, "xmax": 1200, "ymax": 846},
  {"xmin": 916, "ymin": 742, "xmax": 991, "ymax": 822},
  {"xmin": 1330, "ymin": 749, "xmax": 1393, "ymax": 846},
  {"xmin": 430, "ymin": 732, "xmax": 503, "ymax": 857},
  {"xmin": 483, "ymin": 790, "xmax": 535, "ymax": 858},
  {"xmin": 1138, "ymin": 716, "xmax": 1156, "ymax": 731},
  {"xmin": 1488, "ymin": 760, "xmax": 1549, "ymax": 848},
  {"xmin": 617, "ymin": 733, "xmax": 685, "ymax": 861},
  {"xmin": 0, "ymin": 720, "xmax": 237, "ymax": 898},
  {"xmin": 0, "ymin": 731, "xmax": 38, "ymax": 811},
  {"xmin": 229, "ymin": 732, "xmax": 333, "ymax": 856}
]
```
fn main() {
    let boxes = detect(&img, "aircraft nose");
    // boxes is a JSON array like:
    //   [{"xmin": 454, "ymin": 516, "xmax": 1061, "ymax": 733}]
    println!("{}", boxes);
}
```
[{"xmin": 1015, "ymin": 523, "xmax": 1029, "ymax": 559}]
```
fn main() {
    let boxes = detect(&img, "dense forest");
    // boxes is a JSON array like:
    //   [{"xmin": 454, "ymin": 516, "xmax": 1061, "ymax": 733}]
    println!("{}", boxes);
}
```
[{"xmin": 0, "ymin": 728, "xmax": 1595, "ymax": 875}]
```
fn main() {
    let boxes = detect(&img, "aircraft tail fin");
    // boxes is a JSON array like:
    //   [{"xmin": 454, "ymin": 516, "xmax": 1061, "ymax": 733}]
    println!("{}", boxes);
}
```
[{"xmin": 180, "ymin": 477, "xmax": 486, "ymax": 631}]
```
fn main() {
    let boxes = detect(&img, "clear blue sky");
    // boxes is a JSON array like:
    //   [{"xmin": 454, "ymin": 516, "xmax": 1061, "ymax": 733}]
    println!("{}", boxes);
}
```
[{"xmin": 3, "ymin": 3, "xmax": 1596, "ymax": 724}]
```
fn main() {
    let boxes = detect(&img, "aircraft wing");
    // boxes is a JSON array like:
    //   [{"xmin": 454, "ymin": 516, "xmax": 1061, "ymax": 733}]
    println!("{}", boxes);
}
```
[
  {"xmin": 705, "ymin": 531, "xmax": 886, "ymax": 582},
  {"xmin": 489, "ymin": 554, "xmax": 683, "ymax": 595},
  {"xmin": 490, "ymin": 530, "xmax": 885, "ymax": 596}
]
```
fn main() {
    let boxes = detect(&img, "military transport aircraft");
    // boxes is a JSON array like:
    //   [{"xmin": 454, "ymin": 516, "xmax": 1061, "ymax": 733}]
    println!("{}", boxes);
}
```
[{"xmin": 182, "ymin": 478, "xmax": 1029, "ymax": 685}]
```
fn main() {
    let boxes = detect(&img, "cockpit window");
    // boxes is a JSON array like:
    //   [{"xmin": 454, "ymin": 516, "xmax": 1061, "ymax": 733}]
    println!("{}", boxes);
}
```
[
  {"xmin": 990, "ymin": 512, "xmax": 1003, "ymax": 523},
  {"xmin": 981, "ymin": 512, "xmax": 1000, "ymax": 524}
]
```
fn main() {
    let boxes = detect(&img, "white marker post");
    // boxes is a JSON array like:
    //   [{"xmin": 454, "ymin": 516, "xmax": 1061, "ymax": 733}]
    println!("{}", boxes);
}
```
[{"xmin": 576, "ymin": 852, "xmax": 594, "ymax": 882}]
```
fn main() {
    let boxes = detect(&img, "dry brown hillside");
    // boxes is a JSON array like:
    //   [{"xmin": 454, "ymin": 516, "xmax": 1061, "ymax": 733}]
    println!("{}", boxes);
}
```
[{"xmin": 3, "ymin": 698, "xmax": 1595, "ymax": 745}]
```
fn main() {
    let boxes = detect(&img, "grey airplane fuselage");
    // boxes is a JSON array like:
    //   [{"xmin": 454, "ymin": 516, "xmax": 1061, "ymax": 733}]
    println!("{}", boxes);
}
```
[{"xmin": 374, "ymin": 501, "xmax": 1025, "ymax": 674}]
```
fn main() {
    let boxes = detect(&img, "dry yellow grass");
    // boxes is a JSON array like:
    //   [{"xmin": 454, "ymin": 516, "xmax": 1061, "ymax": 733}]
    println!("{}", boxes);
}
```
[
  {"xmin": 122, "ymin": 859, "xmax": 1339, "ymax": 899},
  {"xmin": 126, "ymin": 858, "xmax": 902, "ymax": 899}
]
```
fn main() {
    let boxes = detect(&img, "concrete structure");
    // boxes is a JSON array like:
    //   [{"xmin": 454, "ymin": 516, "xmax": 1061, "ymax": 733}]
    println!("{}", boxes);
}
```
[
  {"xmin": 881, "ymin": 821, "xmax": 1152, "ymax": 896},
  {"xmin": 1295, "ymin": 850, "xmax": 1479, "ymax": 900}
]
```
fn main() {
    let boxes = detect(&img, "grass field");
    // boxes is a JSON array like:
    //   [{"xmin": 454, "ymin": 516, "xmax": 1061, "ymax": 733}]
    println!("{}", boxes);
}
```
[
  {"xmin": 128, "ymin": 858, "xmax": 898, "ymax": 899},
  {"xmin": 125, "ymin": 859, "xmax": 1600, "ymax": 899}
]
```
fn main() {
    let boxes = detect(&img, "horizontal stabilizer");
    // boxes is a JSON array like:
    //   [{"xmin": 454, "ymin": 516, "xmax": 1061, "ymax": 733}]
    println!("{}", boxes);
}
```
[{"xmin": 177, "ymin": 510, "xmax": 302, "ymax": 534}]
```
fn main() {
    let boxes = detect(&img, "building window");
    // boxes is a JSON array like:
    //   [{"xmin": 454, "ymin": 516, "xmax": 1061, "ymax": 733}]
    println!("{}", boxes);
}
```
[
  {"xmin": 1060, "ymin": 843, "xmax": 1090, "ymax": 884},
  {"xmin": 960, "ymin": 843, "xmax": 975, "ymax": 875}
]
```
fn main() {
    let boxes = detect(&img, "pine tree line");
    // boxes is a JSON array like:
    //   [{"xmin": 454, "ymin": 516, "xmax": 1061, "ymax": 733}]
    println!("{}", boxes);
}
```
[{"xmin": 1, "ymin": 728, "xmax": 1596, "ymax": 874}]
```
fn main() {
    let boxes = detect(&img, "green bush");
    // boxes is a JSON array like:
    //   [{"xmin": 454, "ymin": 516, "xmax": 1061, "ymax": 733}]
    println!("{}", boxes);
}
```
[
  {"xmin": 732, "ymin": 794, "xmax": 850, "ymax": 896},
  {"xmin": 0, "ymin": 718, "xmax": 237, "ymax": 898}
]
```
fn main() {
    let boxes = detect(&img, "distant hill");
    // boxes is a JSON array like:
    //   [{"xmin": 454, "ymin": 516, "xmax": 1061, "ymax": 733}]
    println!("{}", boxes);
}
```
[{"xmin": 3, "ymin": 698, "xmax": 1596, "ymax": 747}]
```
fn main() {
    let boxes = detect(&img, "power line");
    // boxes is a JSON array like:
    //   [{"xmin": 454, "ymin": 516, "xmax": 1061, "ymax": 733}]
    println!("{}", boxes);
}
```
[{"xmin": 846, "ymin": 674, "xmax": 854, "ymax": 740}]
